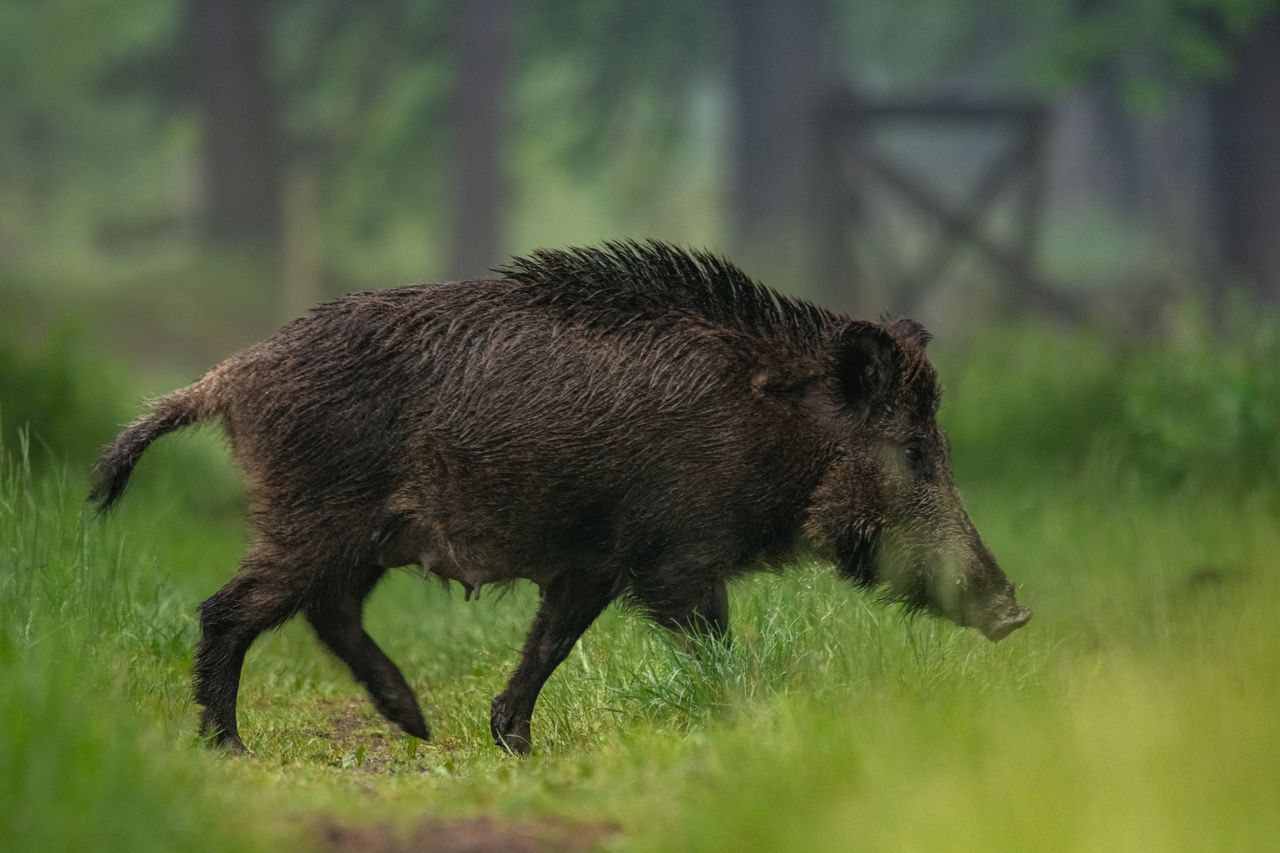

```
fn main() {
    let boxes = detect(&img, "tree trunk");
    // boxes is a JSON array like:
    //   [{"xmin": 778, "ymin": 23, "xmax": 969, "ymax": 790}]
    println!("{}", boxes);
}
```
[
  {"xmin": 727, "ymin": 0, "xmax": 832, "ymax": 295},
  {"xmin": 449, "ymin": 0, "xmax": 509, "ymax": 281},
  {"xmin": 190, "ymin": 0, "xmax": 280, "ymax": 250},
  {"xmin": 1209, "ymin": 12, "xmax": 1280, "ymax": 306}
]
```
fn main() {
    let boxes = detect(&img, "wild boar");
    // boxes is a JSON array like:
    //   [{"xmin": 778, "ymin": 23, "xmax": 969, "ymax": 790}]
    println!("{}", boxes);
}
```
[{"xmin": 90, "ymin": 241, "xmax": 1029, "ymax": 755}]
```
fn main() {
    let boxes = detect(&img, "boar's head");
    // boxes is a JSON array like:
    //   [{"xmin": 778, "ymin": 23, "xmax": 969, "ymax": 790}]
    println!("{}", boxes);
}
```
[{"xmin": 801, "ymin": 318, "xmax": 1030, "ymax": 642}]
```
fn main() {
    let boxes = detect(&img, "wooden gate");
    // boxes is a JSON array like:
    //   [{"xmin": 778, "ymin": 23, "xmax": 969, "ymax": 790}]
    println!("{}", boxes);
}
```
[{"xmin": 815, "ymin": 90, "xmax": 1081, "ymax": 319}]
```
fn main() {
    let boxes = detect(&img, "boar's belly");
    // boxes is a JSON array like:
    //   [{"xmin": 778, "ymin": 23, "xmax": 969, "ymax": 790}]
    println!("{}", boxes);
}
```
[
  {"xmin": 374, "ymin": 525, "xmax": 553, "ymax": 598},
  {"xmin": 417, "ymin": 546, "xmax": 521, "ymax": 600}
]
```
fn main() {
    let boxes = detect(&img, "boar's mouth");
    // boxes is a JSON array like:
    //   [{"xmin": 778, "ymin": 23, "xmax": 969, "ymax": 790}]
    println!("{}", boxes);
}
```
[{"xmin": 962, "ymin": 583, "xmax": 1032, "ymax": 642}]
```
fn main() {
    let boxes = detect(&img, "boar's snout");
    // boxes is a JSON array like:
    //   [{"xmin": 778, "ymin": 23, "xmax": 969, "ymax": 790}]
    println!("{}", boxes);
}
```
[
  {"xmin": 935, "ymin": 502, "xmax": 1030, "ymax": 643},
  {"xmin": 965, "ymin": 582, "xmax": 1031, "ymax": 643},
  {"xmin": 976, "ymin": 603, "xmax": 1031, "ymax": 642}
]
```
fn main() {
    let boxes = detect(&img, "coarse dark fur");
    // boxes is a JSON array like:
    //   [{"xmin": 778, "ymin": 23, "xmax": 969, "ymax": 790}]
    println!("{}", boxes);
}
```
[{"xmin": 90, "ymin": 240, "xmax": 1028, "ymax": 755}]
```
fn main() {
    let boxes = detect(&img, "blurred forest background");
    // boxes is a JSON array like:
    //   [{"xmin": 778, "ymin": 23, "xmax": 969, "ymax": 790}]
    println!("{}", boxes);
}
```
[{"xmin": 4, "ymin": 0, "xmax": 1280, "ymax": 335}]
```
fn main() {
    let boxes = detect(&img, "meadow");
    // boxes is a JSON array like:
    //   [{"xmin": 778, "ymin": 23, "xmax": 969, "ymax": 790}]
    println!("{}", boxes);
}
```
[{"xmin": 1, "ymin": 315, "xmax": 1278, "ymax": 852}]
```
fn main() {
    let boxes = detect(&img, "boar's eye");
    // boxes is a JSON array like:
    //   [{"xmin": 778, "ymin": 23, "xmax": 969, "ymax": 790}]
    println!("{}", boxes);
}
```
[{"xmin": 902, "ymin": 443, "xmax": 924, "ymax": 466}]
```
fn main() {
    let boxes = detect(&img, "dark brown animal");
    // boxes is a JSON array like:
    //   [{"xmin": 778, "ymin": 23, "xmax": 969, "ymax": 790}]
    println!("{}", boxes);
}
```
[{"xmin": 90, "ymin": 241, "xmax": 1029, "ymax": 755}]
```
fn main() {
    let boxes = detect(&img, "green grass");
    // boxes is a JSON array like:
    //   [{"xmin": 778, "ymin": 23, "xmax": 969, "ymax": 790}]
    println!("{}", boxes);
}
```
[{"xmin": 1, "ymin": 327, "xmax": 1278, "ymax": 852}]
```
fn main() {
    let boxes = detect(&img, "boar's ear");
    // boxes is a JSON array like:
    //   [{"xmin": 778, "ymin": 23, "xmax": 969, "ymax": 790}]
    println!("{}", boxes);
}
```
[
  {"xmin": 881, "ymin": 316, "xmax": 932, "ymax": 349},
  {"xmin": 828, "ymin": 321, "xmax": 901, "ymax": 419}
]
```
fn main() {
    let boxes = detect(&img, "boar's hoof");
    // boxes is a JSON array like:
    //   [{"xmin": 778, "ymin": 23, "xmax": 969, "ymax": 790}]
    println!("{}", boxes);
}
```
[
  {"xmin": 399, "ymin": 715, "xmax": 431, "ymax": 742},
  {"xmin": 490, "ymin": 696, "xmax": 532, "ymax": 755},
  {"xmin": 220, "ymin": 737, "xmax": 248, "ymax": 756},
  {"xmin": 383, "ymin": 698, "xmax": 431, "ymax": 741},
  {"xmin": 199, "ymin": 711, "xmax": 248, "ymax": 755},
  {"xmin": 204, "ymin": 732, "xmax": 247, "ymax": 756}
]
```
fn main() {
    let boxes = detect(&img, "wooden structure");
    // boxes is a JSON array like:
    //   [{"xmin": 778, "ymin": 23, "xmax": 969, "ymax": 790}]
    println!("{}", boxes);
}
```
[{"xmin": 816, "ymin": 90, "xmax": 1081, "ymax": 318}]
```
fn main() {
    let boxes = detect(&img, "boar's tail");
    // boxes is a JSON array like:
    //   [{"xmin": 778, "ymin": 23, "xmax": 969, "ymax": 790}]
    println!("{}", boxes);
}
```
[{"xmin": 88, "ymin": 374, "xmax": 221, "ymax": 515}]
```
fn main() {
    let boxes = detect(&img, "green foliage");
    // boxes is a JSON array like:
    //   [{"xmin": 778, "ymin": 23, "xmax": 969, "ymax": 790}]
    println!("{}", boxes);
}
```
[
  {"xmin": 0, "ymin": 325, "xmax": 128, "ymax": 467},
  {"xmin": 0, "ymin": 0, "xmax": 190, "ymax": 257},
  {"xmin": 271, "ymin": 0, "xmax": 452, "ymax": 276},
  {"xmin": 1114, "ymin": 320, "xmax": 1280, "ymax": 489},
  {"xmin": 0, "ymin": 311, "xmax": 248, "ymax": 516},
  {"xmin": 513, "ymin": 0, "xmax": 720, "ymax": 171},
  {"xmin": 940, "ymin": 326, "xmax": 1126, "ymax": 483},
  {"xmin": 940, "ymin": 318, "xmax": 1280, "ymax": 494},
  {"xmin": 1009, "ymin": 0, "xmax": 1280, "ymax": 107},
  {"xmin": 0, "ymin": 445, "xmax": 268, "ymax": 853}
]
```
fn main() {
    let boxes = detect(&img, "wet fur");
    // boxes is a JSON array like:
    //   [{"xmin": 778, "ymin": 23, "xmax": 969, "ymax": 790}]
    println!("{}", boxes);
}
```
[{"xmin": 90, "ymin": 240, "xmax": 949, "ymax": 754}]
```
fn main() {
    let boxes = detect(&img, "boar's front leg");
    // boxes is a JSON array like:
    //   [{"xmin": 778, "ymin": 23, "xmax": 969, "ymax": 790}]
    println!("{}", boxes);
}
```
[
  {"xmin": 305, "ymin": 565, "xmax": 430, "ymax": 741},
  {"xmin": 490, "ymin": 573, "xmax": 617, "ymax": 754}
]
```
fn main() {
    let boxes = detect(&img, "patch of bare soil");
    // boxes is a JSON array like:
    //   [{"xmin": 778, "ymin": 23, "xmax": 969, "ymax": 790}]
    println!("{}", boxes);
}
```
[
  {"xmin": 315, "ymin": 816, "xmax": 619, "ymax": 853},
  {"xmin": 311, "ymin": 699, "xmax": 464, "ymax": 773},
  {"xmin": 307, "ymin": 700, "xmax": 619, "ymax": 850},
  {"xmin": 309, "ymin": 699, "xmax": 404, "ymax": 772}
]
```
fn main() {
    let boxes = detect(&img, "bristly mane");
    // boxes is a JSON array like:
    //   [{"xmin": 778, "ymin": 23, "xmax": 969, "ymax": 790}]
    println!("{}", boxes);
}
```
[{"xmin": 493, "ymin": 240, "xmax": 839, "ymax": 341}]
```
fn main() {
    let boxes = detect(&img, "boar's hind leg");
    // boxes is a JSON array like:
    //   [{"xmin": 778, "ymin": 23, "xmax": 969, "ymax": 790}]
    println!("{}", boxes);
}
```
[
  {"xmin": 490, "ymin": 573, "xmax": 617, "ymax": 755},
  {"xmin": 194, "ymin": 543, "xmax": 310, "ymax": 754},
  {"xmin": 305, "ymin": 566, "xmax": 430, "ymax": 741}
]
